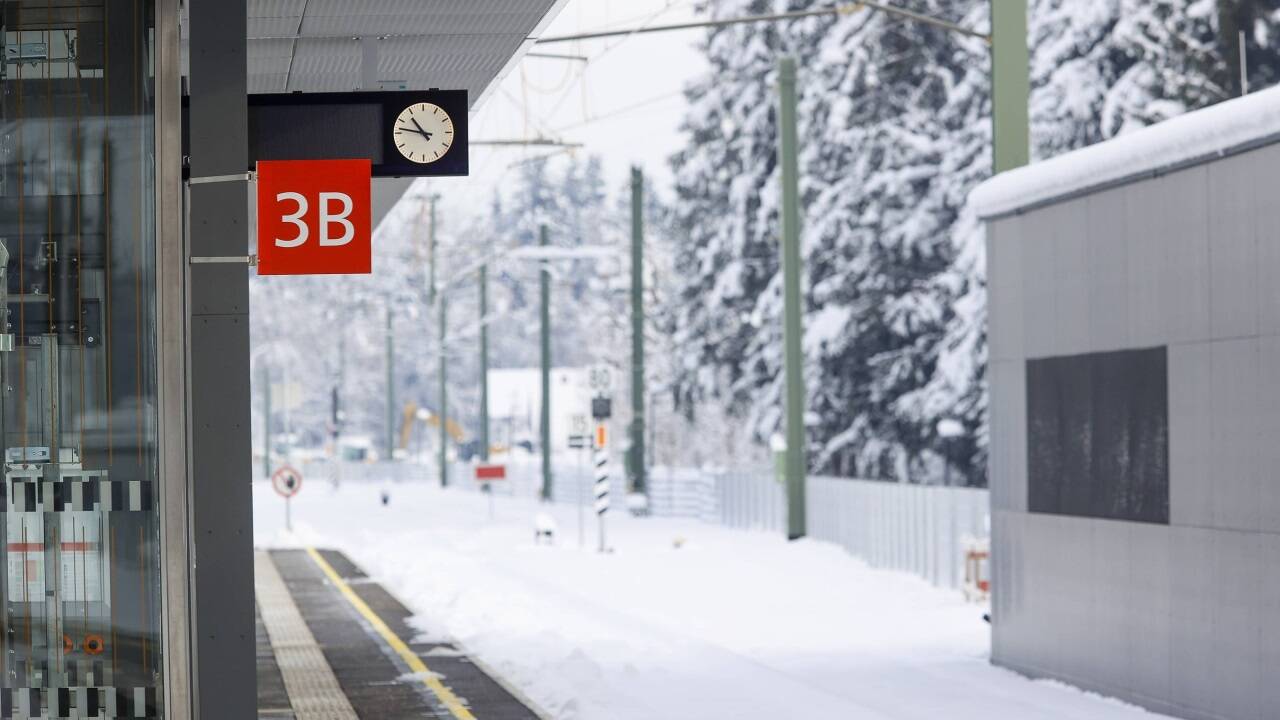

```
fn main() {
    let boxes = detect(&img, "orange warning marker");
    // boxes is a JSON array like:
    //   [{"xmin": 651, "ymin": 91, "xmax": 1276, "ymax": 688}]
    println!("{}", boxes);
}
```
[
  {"xmin": 63, "ymin": 634, "xmax": 74, "ymax": 655},
  {"xmin": 595, "ymin": 424, "xmax": 607, "ymax": 449},
  {"xmin": 84, "ymin": 634, "xmax": 104, "ymax": 656}
]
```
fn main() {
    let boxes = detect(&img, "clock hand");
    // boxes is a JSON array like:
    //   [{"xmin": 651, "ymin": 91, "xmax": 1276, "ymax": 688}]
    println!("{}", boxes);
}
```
[
  {"xmin": 397, "ymin": 125, "xmax": 429, "ymax": 137},
  {"xmin": 410, "ymin": 117, "xmax": 433, "ymax": 140}
]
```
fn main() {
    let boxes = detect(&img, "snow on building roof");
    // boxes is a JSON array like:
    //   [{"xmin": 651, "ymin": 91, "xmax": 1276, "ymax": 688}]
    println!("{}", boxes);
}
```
[{"xmin": 970, "ymin": 83, "xmax": 1280, "ymax": 219}]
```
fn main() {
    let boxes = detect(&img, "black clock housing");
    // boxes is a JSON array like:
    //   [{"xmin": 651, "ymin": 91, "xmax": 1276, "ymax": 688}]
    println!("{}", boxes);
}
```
[{"xmin": 242, "ymin": 89, "xmax": 469, "ymax": 178}]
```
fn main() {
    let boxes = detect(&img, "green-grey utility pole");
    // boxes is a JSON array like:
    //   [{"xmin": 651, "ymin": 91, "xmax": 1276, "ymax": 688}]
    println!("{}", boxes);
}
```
[
  {"xmin": 479, "ymin": 263, "xmax": 490, "ymax": 462},
  {"xmin": 262, "ymin": 363, "xmax": 272, "ymax": 479},
  {"xmin": 538, "ymin": 3, "xmax": 1023, "ymax": 172},
  {"xmin": 629, "ymin": 167, "xmax": 647, "ymax": 496},
  {"xmin": 990, "ymin": 0, "xmax": 1030, "ymax": 173},
  {"xmin": 428, "ymin": 195, "xmax": 439, "ymax": 305},
  {"xmin": 539, "ymin": 224, "xmax": 553, "ymax": 501},
  {"xmin": 333, "ymin": 332, "xmax": 345, "ymax": 485},
  {"xmin": 439, "ymin": 294, "xmax": 449, "ymax": 487},
  {"xmin": 385, "ymin": 303, "xmax": 396, "ymax": 461},
  {"xmin": 778, "ymin": 56, "xmax": 806, "ymax": 541},
  {"xmin": 336, "ymin": 333, "xmax": 345, "ymax": 441}
]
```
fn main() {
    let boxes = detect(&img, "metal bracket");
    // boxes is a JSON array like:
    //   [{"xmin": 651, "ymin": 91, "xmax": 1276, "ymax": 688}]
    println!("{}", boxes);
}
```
[
  {"xmin": 190, "ymin": 255, "xmax": 258, "ymax": 266},
  {"xmin": 185, "ymin": 174, "xmax": 256, "ymax": 269},
  {"xmin": 187, "ymin": 172, "xmax": 254, "ymax": 185}
]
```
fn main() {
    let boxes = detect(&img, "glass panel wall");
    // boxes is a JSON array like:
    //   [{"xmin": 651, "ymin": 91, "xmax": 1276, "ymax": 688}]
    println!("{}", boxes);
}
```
[{"xmin": 1, "ymin": 1, "xmax": 164, "ymax": 716}]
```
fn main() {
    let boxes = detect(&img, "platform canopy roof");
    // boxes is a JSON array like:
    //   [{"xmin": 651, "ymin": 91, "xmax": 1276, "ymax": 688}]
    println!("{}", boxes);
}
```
[
  {"xmin": 210, "ymin": 0, "xmax": 569, "ymax": 226},
  {"xmin": 243, "ymin": 0, "xmax": 568, "ymax": 108},
  {"xmin": 181, "ymin": 2, "xmax": 568, "ymax": 107}
]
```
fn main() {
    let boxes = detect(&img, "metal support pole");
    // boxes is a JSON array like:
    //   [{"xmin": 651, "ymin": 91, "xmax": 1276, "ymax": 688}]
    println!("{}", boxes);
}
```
[
  {"xmin": 778, "ymin": 57, "xmax": 807, "ymax": 540},
  {"xmin": 629, "ymin": 167, "xmax": 648, "ymax": 497},
  {"xmin": 540, "ymin": 224, "xmax": 553, "ymax": 501},
  {"xmin": 333, "ymin": 333, "xmax": 345, "ymax": 486},
  {"xmin": 428, "ymin": 196, "xmax": 438, "ymax": 306},
  {"xmin": 1239, "ymin": 29, "xmax": 1250, "ymax": 95},
  {"xmin": 594, "ymin": 440, "xmax": 609, "ymax": 552},
  {"xmin": 385, "ymin": 304, "xmax": 396, "ymax": 461},
  {"xmin": 262, "ymin": 363, "xmax": 272, "ymax": 479},
  {"xmin": 479, "ymin": 263, "xmax": 490, "ymax": 462},
  {"xmin": 439, "ymin": 294, "xmax": 449, "ymax": 487},
  {"xmin": 990, "ymin": 0, "xmax": 1030, "ymax": 173},
  {"xmin": 577, "ymin": 445, "xmax": 586, "ymax": 547}
]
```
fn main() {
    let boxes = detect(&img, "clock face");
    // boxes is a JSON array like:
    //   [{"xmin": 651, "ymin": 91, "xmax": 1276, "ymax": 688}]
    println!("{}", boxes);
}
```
[{"xmin": 392, "ymin": 103, "xmax": 454, "ymax": 164}]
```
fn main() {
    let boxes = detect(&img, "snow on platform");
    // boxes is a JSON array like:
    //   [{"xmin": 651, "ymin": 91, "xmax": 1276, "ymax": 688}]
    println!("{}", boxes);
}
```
[
  {"xmin": 254, "ymin": 480, "xmax": 1170, "ymax": 720},
  {"xmin": 971, "ymin": 82, "xmax": 1280, "ymax": 219}
]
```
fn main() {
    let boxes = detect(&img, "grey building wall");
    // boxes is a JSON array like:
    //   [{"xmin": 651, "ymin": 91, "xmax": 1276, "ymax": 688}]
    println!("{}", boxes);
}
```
[{"xmin": 987, "ymin": 141, "xmax": 1280, "ymax": 720}]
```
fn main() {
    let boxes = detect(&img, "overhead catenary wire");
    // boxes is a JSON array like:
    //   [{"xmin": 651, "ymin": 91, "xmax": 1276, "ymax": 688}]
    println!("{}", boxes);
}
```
[
  {"xmin": 535, "ymin": 2, "xmax": 989, "ymax": 45},
  {"xmin": 525, "ymin": 52, "xmax": 589, "ymax": 62},
  {"xmin": 552, "ymin": 90, "xmax": 685, "ymax": 133},
  {"xmin": 243, "ymin": 2, "xmax": 983, "ymax": 44},
  {"xmin": 472, "ymin": 139, "xmax": 584, "ymax": 148}
]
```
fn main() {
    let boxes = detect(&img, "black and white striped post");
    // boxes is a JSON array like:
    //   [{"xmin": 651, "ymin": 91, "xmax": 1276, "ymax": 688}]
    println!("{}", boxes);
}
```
[{"xmin": 593, "ymin": 423, "xmax": 610, "ymax": 552}]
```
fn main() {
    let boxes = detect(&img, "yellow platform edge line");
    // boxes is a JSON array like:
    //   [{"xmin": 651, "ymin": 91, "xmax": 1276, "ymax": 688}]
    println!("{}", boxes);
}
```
[{"xmin": 305, "ymin": 547, "xmax": 478, "ymax": 720}]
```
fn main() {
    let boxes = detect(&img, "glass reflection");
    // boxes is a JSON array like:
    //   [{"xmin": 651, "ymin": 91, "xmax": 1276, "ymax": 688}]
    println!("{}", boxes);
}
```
[{"xmin": 1, "ymin": 1, "xmax": 163, "ymax": 716}]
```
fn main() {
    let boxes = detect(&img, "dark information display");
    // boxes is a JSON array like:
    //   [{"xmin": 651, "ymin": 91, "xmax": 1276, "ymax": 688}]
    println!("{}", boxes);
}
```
[
  {"xmin": 186, "ymin": 89, "xmax": 469, "ymax": 178},
  {"xmin": 1026, "ymin": 346, "xmax": 1170, "ymax": 524}
]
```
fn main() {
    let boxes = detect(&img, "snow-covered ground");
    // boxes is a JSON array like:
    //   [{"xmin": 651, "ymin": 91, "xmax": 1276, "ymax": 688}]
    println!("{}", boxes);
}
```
[{"xmin": 254, "ymin": 480, "xmax": 1167, "ymax": 720}]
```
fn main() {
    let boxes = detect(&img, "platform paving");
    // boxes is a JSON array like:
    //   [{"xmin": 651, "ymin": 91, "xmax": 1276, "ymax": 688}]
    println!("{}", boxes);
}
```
[{"xmin": 256, "ymin": 549, "xmax": 541, "ymax": 720}]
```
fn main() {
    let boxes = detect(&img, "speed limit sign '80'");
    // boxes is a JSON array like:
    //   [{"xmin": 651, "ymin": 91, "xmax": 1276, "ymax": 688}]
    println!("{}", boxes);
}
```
[{"xmin": 257, "ymin": 159, "xmax": 372, "ymax": 276}]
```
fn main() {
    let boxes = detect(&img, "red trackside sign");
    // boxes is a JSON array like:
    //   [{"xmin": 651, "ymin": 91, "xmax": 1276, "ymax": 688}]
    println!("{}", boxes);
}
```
[
  {"xmin": 474, "ymin": 464, "xmax": 506, "ymax": 481},
  {"xmin": 256, "ymin": 159, "xmax": 372, "ymax": 275}
]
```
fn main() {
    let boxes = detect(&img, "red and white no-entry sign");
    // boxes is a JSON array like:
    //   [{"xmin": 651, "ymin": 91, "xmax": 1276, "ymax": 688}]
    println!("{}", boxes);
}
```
[
  {"xmin": 256, "ymin": 159, "xmax": 372, "ymax": 275},
  {"xmin": 272, "ymin": 465, "xmax": 304, "ymax": 498}
]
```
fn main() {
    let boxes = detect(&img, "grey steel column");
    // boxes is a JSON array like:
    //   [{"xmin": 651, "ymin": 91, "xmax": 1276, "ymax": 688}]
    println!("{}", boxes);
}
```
[
  {"xmin": 629, "ymin": 167, "xmax": 647, "ymax": 496},
  {"xmin": 188, "ymin": 0, "xmax": 255, "ymax": 715},
  {"xmin": 990, "ymin": 0, "xmax": 1030, "ymax": 173},
  {"xmin": 778, "ymin": 57, "xmax": 806, "ymax": 540},
  {"xmin": 479, "ymin": 263, "xmax": 490, "ymax": 462},
  {"xmin": 540, "ymin": 224, "xmax": 553, "ymax": 501}
]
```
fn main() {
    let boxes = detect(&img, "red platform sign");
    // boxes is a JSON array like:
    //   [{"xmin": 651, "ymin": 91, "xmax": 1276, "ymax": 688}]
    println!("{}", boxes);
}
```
[
  {"xmin": 256, "ymin": 159, "xmax": 372, "ymax": 275},
  {"xmin": 474, "ymin": 464, "xmax": 506, "ymax": 481}
]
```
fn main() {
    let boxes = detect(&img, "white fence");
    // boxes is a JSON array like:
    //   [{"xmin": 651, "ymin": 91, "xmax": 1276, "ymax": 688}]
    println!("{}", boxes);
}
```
[
  {"xmin": 286, "ymin": 458, "xmax": 988, "ymax": 590},
  {"xmin": 709, "ymin": 470, "xmax": 988, "ymax": 589},
  {"xmin": 806, "ymin": 477, "xmax": 989, "ymax": 590}
]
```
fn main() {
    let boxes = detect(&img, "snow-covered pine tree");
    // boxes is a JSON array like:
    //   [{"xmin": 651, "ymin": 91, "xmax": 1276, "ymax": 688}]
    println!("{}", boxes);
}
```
[
  {"xmin": 793, "ymin": 1, "xmax": 986, "ymax": 481},
  {"xmin": 894, "ymin": 2, "xmax": 992, "ymax": 487},
  {"xmin": 483, "ymin": 154, "xmax": 619, "ymax": 371},
  {"xmin": 669, "ymin": 0, "xmax": 1280, "ymax": 485},
  {"xmin": 917, "ymin": 0, "xmax": 1280, "ymax": 486},
  {"xmin": 670, "ymin": 0, "xmax": 981, "ymax": 481},
  {"xmin": 668, "ymin": 0, "xmax": 825, "ymax": 445}
]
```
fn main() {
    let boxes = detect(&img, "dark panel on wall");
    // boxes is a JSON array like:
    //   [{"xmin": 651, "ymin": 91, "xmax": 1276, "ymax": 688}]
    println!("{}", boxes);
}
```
[{"xmin": 1027, "ymin": 347, "xmax": 1169, "ymax": 524}]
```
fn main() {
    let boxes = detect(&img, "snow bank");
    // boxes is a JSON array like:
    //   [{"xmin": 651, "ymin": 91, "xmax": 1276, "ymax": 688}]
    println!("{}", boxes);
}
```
[
  {"xmin": 254, "ymin": 481, "xmax": 1172, "ymax": 720},
  {"xmin": 971, "ymin": 83, "xmax": 1280, "ymax": 218}
]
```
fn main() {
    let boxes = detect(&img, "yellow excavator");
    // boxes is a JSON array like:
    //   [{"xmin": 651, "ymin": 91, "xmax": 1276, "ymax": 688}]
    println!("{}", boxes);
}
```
[{"xmin": 399, "ymin": 401, "xmax": 465, "ymax": 453}]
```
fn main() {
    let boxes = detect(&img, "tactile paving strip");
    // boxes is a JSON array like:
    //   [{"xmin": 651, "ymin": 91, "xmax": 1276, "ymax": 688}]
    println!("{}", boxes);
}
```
[{"xmin": 254, "ymin": 552, "xmax": 358, "ymax": 720}]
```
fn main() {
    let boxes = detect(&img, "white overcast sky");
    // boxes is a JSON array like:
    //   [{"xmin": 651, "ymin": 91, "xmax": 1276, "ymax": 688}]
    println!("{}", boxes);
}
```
[{"xmin": 421, "ymin": 0, "xmax": 709, "ymax": 226}]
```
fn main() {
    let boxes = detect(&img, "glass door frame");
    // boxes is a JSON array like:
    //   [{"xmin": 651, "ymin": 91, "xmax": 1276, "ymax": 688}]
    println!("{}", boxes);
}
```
[{"xmin": 155, "ymin": 0, "xmax": 193, "ymax": 717}]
